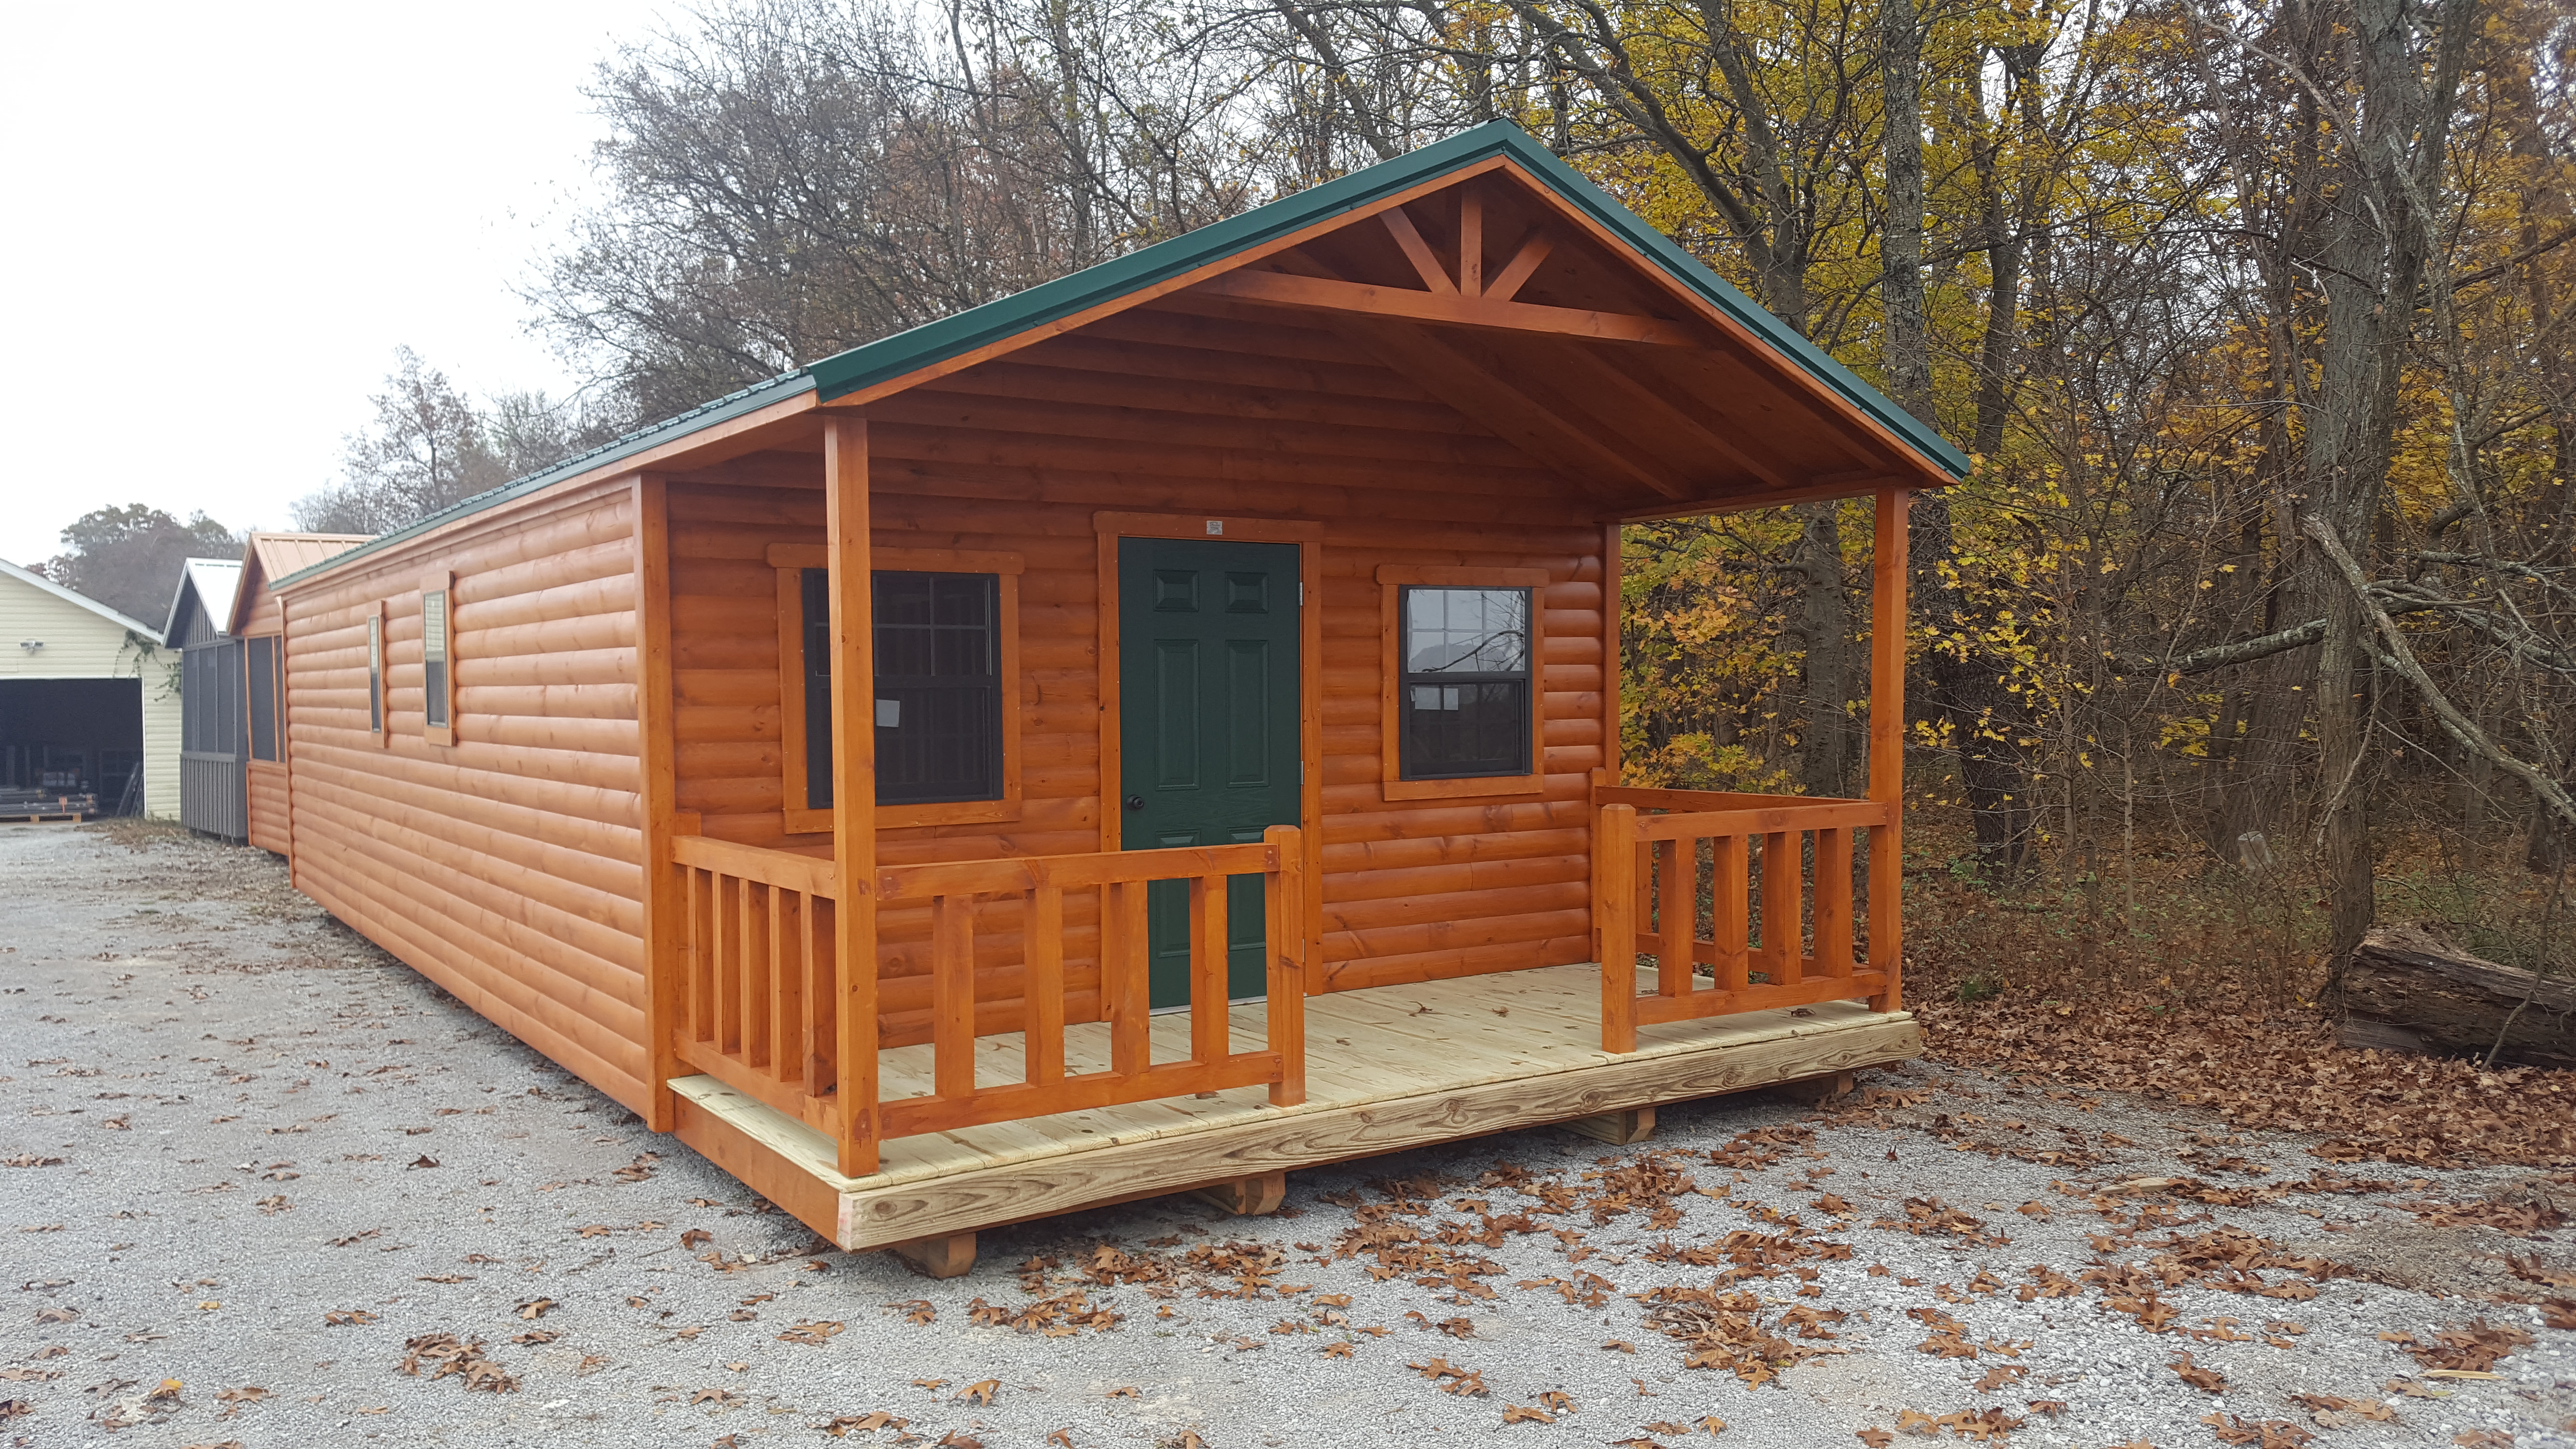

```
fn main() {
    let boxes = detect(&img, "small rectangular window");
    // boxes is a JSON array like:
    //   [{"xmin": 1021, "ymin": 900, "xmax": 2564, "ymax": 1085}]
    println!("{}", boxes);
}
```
[
  {"xmin": 800, "ymin": 568, "xmax": 1004, "ymax": 808},
  {"xmin": 1399, "ymin": 586, "xmax": 1531, "ymax": 779},
  {"xmin": 247, "ymin": 638, "xmax": 279, "ymax": 762},
  {"xmin": 422, "ymin": 585, "xmax": 452, "ymax": 742},
  {"xmin": 366, "ymin": 610, "xmax": 385, "ymax": 739}
]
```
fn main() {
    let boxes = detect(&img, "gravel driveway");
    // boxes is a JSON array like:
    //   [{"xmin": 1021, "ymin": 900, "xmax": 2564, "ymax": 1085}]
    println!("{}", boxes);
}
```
[{"xmin": 2, "ymin": 821, "xmax": 2571, "ymax": 1449}]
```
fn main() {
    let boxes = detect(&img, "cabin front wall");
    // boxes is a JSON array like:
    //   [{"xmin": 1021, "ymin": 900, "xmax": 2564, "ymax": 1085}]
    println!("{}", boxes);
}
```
[
  {"xmin": 668, "ymin": 303, "xmax": 1614, "ymax": 1046},
  {"xmin": 278, "ymin": 481, "xmax": 655, "ymax": 1113},
  {"xmin": 236, "ymin": 572, "xmax": 291, "ymax": 855}
]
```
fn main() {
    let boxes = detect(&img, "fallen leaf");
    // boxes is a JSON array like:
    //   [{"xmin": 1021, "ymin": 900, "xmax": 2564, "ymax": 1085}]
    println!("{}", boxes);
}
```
[
  {"xmin": 954, "ymin": 1378, "xmax": 999, "ymax": 1406},
  {"xmin": 1501, "ymin": 1404, "xmax": 1556, "ymax": 1424},
  {"xmin": 1857, "ymin": 1432, "xmax": 1894, "ymax": 1449},
  {"xmin": 516, "ymin": 1298, "xmax": 555, "ymax": 1320}
]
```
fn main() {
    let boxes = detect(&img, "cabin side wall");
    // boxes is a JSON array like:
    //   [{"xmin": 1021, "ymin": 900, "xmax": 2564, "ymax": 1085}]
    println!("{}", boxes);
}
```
[
  {"xmin": 670, "ymin": 305, "xmax": 1610, "ymax": 1044},
  {"xmin": 280, "ymin": 482, "xmax": 654, "ymax": 1111}
]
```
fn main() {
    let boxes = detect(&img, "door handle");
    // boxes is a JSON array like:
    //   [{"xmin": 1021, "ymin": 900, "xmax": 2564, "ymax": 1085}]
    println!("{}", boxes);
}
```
[{"xmin": 1124, "ymin": 794, "xmax": 1145, "ymax": 811}]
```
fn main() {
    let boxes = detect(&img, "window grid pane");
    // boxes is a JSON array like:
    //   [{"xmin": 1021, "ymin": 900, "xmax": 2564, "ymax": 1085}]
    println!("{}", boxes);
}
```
[{"xmin": 801, "ymin": 570, "xmax": 1006, "ymax": 809}]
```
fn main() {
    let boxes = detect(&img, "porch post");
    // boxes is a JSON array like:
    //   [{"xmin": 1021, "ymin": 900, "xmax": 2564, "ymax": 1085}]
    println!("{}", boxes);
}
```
[
  {"xmin": 825, "ymin": 416, "xmax": 883, "ymax": 1176},
  {"xmin": 1867, "ymin": 488, "xmax": 1910, "ymax": 1013}
]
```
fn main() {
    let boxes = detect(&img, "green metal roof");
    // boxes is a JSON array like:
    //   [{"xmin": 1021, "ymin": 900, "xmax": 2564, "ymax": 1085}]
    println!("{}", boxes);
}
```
[{"xmin": 282, "ymin": 122, "xmax": 1963, "ymax": 592}]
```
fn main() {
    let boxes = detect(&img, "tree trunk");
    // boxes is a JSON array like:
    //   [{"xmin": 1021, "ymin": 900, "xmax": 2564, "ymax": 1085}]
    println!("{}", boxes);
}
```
[
  {"xmin": 1796, "ymin": 502, "xmax": 1854, "ymax": 797},
  {"xmin": 2337, "ymin": 926, "xmax": 2576, "ymax": 1070}
]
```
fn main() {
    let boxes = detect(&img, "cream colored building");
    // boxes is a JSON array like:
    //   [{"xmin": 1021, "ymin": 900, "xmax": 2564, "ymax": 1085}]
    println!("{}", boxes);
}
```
[{"xmin": 0, "ymin": 556, "xmax": 180, "ymax": 820}]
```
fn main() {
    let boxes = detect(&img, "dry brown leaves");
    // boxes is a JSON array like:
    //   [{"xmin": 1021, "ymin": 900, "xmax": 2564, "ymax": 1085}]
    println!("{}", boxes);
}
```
[
  {"xmin": 821, "ymin": 1411, "xmax": 908, "ymax": 1436},
  {"xmin": 2400, "ymin": 1197, "xmax": 2566, "ymax": 1236},
  {"xmin": 1893, "ymin": 1406, "xmax": 2023, "ymax": 1440},
  {"xmin": 1637, "ymin": 1282, "xmax": 1843, "ymax": 1387},
  {"xmin": 2169, "ymin": 1352, "xmax": 2226, "ymax": 1393},
  {"xmin": 1914, "ymin": 989, "xmax": 2576, "ymax": 1168},
  {"xmin": 397, "ymin": 1333, "xmax": 516, "ymax": 1393},
  {"xmin": 2202, "ymin": 1413, "xmax": 2314, "ymax": 1447},
  {"xmin": 966, "ymin": 1291, "xmax": 1121, "ymax": 1336},
  {"xmin": 1408, "ymin": 1357, "xmax": 1488, "ymax": 1396},
  {"xmin": 2288, "ymin": 1392, "xmax": 2396, "ymax": 1429},
  {"xmin": 2384, "ymin": 1320, "xmax": 2534, "ymax": 1372}
]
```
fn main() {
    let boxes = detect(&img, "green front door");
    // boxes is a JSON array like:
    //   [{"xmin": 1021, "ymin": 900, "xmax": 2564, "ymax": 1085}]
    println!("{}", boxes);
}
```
[{"xmin": 1117, "ymin": 536, "xmax": 1302, "ymax": 1009}]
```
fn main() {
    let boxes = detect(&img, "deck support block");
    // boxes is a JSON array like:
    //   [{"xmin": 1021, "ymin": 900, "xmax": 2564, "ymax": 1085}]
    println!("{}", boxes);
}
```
[
  {"xmin": 1561, "ymin": 1105, "xmax": 1656, "ymax": 1145},
  {"xmin": 1770, "ymin": 1069, "xmax": 1858, "ymax": 1106},
  {"xmin": 889, "ymin": 1231, "xmax": 977, "ymax": 1279},
  {"xmin": 1189, "ymin": 1170, "xmax": 1288, "ymax": 1217}
]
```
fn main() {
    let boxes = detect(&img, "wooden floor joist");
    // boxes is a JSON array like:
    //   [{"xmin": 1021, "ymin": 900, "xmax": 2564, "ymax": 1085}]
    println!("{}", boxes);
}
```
[
  {"xmin": 666, "ymin": 965, "xmax": 1920, "ymax": 1262},
  {"xmin": 1560, "ymin": 1105, "xmax": 1656, "ymax": 1145}
]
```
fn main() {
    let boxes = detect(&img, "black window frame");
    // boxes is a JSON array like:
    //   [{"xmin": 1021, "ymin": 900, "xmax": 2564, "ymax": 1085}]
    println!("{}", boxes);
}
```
[
  {"xmin": 800, "ymin": 568, "xmax": 1006, "ymax": 809},
  {"xmin": 1396, "ymin": 584, "xmax": 1533, "ymax": 781},
  {"xmin": 247, "ymin": 636, "xmax": 279, "ymax": 762}
]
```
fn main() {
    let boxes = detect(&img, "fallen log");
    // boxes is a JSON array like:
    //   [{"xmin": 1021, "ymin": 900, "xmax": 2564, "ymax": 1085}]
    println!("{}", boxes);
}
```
[{"xmin": 2337, "ymin": 925, "xmax": 2576, "ymax": 1071}]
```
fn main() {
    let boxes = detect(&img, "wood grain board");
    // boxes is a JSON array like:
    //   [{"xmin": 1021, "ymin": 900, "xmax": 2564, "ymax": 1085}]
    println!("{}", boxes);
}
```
[{"xmin": 667, "ymin": 960, "xmax": 1918, "ymax": 1249}]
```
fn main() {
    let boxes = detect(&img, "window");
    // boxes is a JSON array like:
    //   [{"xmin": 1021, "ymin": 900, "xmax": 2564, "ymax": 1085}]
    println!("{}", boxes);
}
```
[
  {"xmin": 366, "ymin": 608, "xmax": 386, "ymax": 742},
  {"xmin": 421, "ymin": 576, "xmax": 454, "ymax": 745},
  {"xmin": 768, "ymin": 544, "xmax": 1024, "ymax": 831},
  {"xmin": 247, "ymin": 637, "xmax": 279, "ymax": 762},
  {"xmin": 1401, "ymin": 587, "xmax": 1531, "ymax": 777},
  {"xmin": 803, "ymin": 569, "xmax": 1005, "ymax": 807},
  {"xmin": 1377, "ymin": 565, "xmax": 1549, "ymax": 800}
]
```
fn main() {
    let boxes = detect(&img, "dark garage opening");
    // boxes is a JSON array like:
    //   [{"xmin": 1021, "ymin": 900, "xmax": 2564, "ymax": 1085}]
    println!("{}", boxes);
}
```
[{"xmin": 0, "ymin": 677, "xmax": 144, "ymax": 818}]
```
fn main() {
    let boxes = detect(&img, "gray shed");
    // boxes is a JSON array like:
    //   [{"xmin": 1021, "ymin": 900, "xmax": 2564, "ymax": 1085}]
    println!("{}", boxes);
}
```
[{"xmin": 165, "ymin": 558, "xmax": 246, "ymax": 840}]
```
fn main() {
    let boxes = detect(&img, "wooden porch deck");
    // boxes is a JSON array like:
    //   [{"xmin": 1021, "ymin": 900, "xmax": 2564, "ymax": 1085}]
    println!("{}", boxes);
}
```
[{"xmin": 668, "ymin": 960, "xmax": 1918, "ymax": 1256}]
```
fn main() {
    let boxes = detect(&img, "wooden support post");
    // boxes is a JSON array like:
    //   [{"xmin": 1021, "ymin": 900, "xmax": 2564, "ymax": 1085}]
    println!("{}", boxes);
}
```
[
  {"xmin": 1657, "ymin": 838, "xmax": 1694, "ymax": 997},
  {"xmin": 1761, "ymin": 831, "xmax": 1801, "ymax": 984},
  {"xmin": 1596, "ymin": 802, "xmax": 1639, "ymax": 1052},
  {"xmin": 826, "ymin": 415, "xmax": 882, "ymax": 1178},
  {"xmin": 1868, "ymin": 489, "xmax": 1910, "ymax": 1013},
  {"xmin": 1264, "ymin": 824, "xmax": 1306, "ymax": 1108},
  {"xmin": 1190, "ymin": 1170, "xmax": 1288, "ymax": 1217},
  {"xmin": 1562, "ymin": 1105, "xmax": 1655, "ymax": 1144},
  {"xmin": 633, "ymin": 473, "xmax": 685, "ymax": 1132},
  {"xmin": 889, "ymin": 1231, "xmax": 976, "ymax": 1279}
]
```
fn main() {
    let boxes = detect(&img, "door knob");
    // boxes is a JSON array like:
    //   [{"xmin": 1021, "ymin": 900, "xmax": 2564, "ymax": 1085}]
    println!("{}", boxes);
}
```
[{"xmin": 1124, "ymin": 794, "xmax": 1145, "ymax": 811}]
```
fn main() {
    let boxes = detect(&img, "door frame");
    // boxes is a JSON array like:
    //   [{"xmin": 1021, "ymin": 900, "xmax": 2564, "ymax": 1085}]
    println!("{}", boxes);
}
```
[{"xmin": 1094, "ymin": 511, "xmax": 1324, "ymax": 965}]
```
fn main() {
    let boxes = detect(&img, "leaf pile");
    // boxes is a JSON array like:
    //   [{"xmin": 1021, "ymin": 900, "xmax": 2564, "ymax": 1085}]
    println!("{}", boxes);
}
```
[
  {"xmin": 397, "ymin": 1334, "xmax": 516, "ymax": 1393},
  {"xmin": 1914, "ymin": 992, "xmax": 2576, "ymax": 1167},
  {"xmin": 1635, "ymin": 1282, "xmax": 1845, "ymax": 1387}
]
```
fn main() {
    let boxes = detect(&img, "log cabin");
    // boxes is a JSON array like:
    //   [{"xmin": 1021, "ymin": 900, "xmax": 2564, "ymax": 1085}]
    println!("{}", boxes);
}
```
[
  {"xmin": 265, "ymin": 123, "xmax": 1966, "ymax": 1275},
  {"xmin": 227, "ymin": 532, "xmax": 370, "ymax": 856}
]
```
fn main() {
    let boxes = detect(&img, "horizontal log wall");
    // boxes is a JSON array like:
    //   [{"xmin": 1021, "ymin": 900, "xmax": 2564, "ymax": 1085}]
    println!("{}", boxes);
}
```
[
  {"xmin": 281, "ymin": 483, "xmax": 654, "ymax": 1112},
  {"xmin": 676, "ymin": 300, "xmax": 1608, "ymax": 1043},
  {"xmin": 246, "ymin": 760, "xmax": 289, "ymax": 855}
]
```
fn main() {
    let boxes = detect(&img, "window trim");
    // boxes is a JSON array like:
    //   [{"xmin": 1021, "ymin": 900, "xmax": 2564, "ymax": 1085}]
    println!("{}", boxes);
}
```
[
  {"xmin": 366, "ymin": 603, "xmax": 388, "ymax": 747},
  {"xmin": 421, "ymin": 570, "xmax": 456, "ymax": 747},
  {"xmin": 766, "ymin": 542, "xmax": 1024, "ymax": 833},
  {"xmin": 1377, "ymin": 564, "xmax": 1549, "ymax": 801}
]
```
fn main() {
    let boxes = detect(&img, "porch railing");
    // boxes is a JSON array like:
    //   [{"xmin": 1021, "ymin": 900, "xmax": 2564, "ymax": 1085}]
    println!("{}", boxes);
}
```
[
  {"xmin": 671, "ymin": 834, "xmax": 840, "ymax": 1133},
  {"xmin": 668, "ymin": 826, "xmax": 1307, "ymax": 1154},
  {"xmin": 874, "ymin": 824, "xmax": 1305, "ymax": 1137},
  {"xmin": 1593, "ymin": 785, "xmax": 1899, "ymax": 1051}
]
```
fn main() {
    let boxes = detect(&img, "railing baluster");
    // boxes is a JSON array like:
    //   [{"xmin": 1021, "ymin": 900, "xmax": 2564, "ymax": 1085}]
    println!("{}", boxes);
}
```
[
  {"xmin": 1597, "ymin": 802, "xmax": 1639, "ymax": 1052},
  {"xmin": 716, "ymin": 873, "xmax": 743, "ymax": 1054},
  {"xmin": 1658, "ymin": 836, "xmax": 1694, "ymax": 997},
  {"xmin": 743, "ymin": 880, "xmax": 771, "ymax": 1068},
  {"xmin": 931, "ymin": 893, "xmax": 975, "ymax": 1100},
  {"xmin": 1814, "ymin": 827, "xmax": 1854, "ymax": 976},
  {"xmin": 805, "ymin": 895, "xmax": 836, "ymax": 1096},
  {"xmin": 773, "ymin": 888, "xmax": 803, "ymax": 1087},
  {"xmin": 1189, "ymin": 873, "xmax": 1229, "ymax": 1063},
  {"xmin": 1025, "ymin": 885, "xmax": 1064, "ymax": 1086},
  {"xmin": 685, "ymin": 866, "xmax": 710, "ymax": 1049},
  {"xmin": 1762, "ymin": 830, "xmax": 1802, "ymax": 984},
  {"xmin": 1109, "ymin": 880, "xmax": 1150, "ymax": 1078},
  {"xmin": 1712, "ymin": 832, "xmax": 1750, "ymax": 993}
]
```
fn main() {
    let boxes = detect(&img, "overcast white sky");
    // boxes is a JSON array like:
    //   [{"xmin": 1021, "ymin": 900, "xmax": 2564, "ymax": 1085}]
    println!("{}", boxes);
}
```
[{"xmin": 0, "ymin": 1, "xmax": 675, "ymax": 567}]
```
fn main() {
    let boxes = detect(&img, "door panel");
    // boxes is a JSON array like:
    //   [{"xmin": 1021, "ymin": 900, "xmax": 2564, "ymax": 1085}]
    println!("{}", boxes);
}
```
[{"xmin": 1118, "ymin": 537, "xmax": 1301, "ymax": 1009}]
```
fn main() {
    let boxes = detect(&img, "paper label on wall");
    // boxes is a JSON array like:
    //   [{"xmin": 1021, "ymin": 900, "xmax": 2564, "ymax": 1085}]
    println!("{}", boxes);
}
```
[{"xmin": 876, "ymin": 699, "xmax": 901, "ymax": 727}]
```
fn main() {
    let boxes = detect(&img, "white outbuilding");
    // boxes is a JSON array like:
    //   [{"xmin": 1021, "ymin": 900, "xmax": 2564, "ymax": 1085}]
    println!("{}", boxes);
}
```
[{"xmin": 0, "ymin": 556, "xmax": 180, "ymax": 820}]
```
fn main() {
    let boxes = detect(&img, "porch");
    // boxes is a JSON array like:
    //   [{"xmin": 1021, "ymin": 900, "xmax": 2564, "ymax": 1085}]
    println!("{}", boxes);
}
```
[
  {"xmin": 668, "ymin": 960, "xmax": 1918, "ymax": 1259},
  {"xmin": 656, "ymin": 774, "xmax": 1917, "ymax": 1268}
]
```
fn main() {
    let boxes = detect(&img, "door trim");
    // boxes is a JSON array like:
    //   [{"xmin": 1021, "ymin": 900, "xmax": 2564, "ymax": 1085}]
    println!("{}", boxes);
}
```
[{"xmin": 1094, "ymin": 512, "xmax": 1324, "ymax": 967}]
